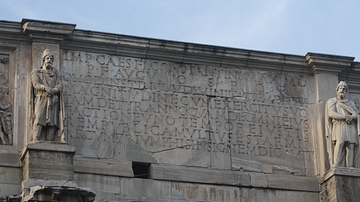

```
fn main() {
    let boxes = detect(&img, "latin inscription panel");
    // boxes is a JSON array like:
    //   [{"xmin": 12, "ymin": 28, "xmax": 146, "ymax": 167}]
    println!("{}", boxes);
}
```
[{"xmin": 63, "ymin": 50, "xmax": 312, "ymax": 172}]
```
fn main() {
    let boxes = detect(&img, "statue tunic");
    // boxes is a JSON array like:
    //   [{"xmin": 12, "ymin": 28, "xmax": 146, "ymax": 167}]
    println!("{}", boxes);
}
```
[
  {"xmin": 326, "ymin": 97, "xmax": 360, "ymax": 164},
  {"xmin": 31, "ymin": 68, "xmax": 62, "ymax": 127}
]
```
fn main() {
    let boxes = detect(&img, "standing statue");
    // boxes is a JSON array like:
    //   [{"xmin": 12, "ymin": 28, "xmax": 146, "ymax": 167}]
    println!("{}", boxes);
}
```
[
  {"xmin": 0, "ymin": 83, "xmax": 12, "ymax": 145},
  {"xmin": 31, "ymin": 49, "xmax": 62, "ymax": 141},
  {"xmin": 325, "ymin": 81, "xmax": 360, "ymax": 167}
]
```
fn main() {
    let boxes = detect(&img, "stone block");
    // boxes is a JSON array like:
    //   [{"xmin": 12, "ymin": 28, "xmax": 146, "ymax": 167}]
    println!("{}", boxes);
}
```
[
  {"xmin": 119, "ymin": 178, "xmax": 171, "ymax": 201},
  {"xmin": 71, "ymin": 177, "xmax": 320, "ymax": 202},
  {"xmin": 254, "ymin": 188, "xmax": 319, "ymax": 202},
  {"xmin": 171, "ymin": 183, "xmax": 318, "ymax": 202},
  {"xmin": 21, "ymin": 142, "xmax": 75, "ymax": 182},
  {"xmin": 170, "ymin": 182, "xmax": 241, "ymax": 202},
  {"xmin": 249, "ymin": 172, "xmax": 267, "ymax": 188},
  {"xmin": 74, "ymin": 173, "xmax": 120, "ymax": 194},
  {"xmin": 266, "ymin": 174, "xmax": 318, "ymax": 192},
  {"xmin": 0, "ymin": 183, "xmax": 20, "ymax": 197},
  {"xmin": 0, "ymin": 152, "xmax": 20, "ymax": 167},
  {"xmin": 320, "ymin": 167, "xmax": 360, "ymax": 202},
  {"xmin": 73, "ymin": 157, "xmax": 133, "ymax": 177},
  {"xmin": 151, "ymin": 164, "xmax": 251, "ymax": 186},
  {"xmin": 0, "ymin": 167, "xmax": 20, "ymax": 184}
]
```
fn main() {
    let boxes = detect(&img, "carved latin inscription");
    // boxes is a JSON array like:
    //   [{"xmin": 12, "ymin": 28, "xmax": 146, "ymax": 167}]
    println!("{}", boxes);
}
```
[
  {"xmin": 63, "ymin": 51, "xmax": 310, "ymax": 166},
  {"xmin": 229, "ymin": 100, "xmax": 308, "ymax": 159}
]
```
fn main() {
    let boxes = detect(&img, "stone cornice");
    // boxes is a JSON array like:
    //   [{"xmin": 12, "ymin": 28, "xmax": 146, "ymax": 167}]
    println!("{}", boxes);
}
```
[
  {"xmin": 0, "ymin": 20, "xmax": 21, "ymax": 33},
  {"xmin": 21, "ymin": 19, "xmax": 76, "ymax": 42},
  {"xmin": 2, "ymin": 19, "xmax": 360, "ymax": 77},
  {"xmin": 306, "ymin": 52, "xmax": 355, "ymax": 74},
  {"xmin": 0, "ymin": 20, "xmax": 30, "ymax": 44},
  {"xmin": 321, "ymin": 167, "xmax": 360, "ymax": 183},
  {"xmin": 63, "ymin": 29, "xmax": 311, "ymax": 74}
]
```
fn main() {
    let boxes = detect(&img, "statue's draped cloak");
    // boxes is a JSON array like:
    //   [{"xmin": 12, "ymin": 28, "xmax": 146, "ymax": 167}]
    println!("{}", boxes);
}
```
[
  {"xmin": 31, "ymin": 68, "xmax": 62, "ymax": 127},
  {"xmin": 325, "ymin": 97, "xmax": 360, "ymax": 165}
]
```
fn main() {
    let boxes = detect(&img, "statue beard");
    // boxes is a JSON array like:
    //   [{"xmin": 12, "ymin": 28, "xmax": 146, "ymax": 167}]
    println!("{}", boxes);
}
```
[
  {"xmin": 45, "ymin": 62, "xmax": 51, "ymax": 68},
  {"xmin": 337, "ymin": 92, "xmax": 347, "ymax": 100},
  {"xmin": 43, "ymin": 62, "xmax": 52, "ymax": 70}
]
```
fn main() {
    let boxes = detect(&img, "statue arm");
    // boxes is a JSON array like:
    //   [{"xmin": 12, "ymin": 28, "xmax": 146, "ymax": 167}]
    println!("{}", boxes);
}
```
[
  {"xmin": 54, "ymin": 70, "xmax": 63, "ymax": 92},
  {"xmin": 31, "ymin": 70, "xmax": 51, "ymax": 92},
  {"xmin": 327, "ymin": 102, "xmax": 347, "ymax": 120}
]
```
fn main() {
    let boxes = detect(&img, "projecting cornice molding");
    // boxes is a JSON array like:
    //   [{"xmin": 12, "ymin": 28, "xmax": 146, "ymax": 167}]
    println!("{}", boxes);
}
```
[
  {"xmin": 1, "ymin": 19, "xmax": 360, "ymax": 76},
  {"xmin": 306, "ymin": 52, "xmax": 355, "ymax": 74},
  {"xmin": 0, "ymin": 20, "xmax": 29, "ymax": 44},
  {"xmin": 21, "ymin": 18, "xmax": 76, "ymax": 42},
  {"xmin": 63, "ymin": 29, "xmax": 311, "ymax": 74}
]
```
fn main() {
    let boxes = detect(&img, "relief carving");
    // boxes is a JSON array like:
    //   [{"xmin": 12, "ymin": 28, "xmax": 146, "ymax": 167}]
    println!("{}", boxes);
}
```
[
  {"xmin": 325, "ymin": 81, "xmax": 360, "ymax": 167},
  {"xmin": 31, "ymin": 49, "xmax": 63, "ymax": 142},
  {"xmin": 0, "ymin": 72, "xmax": 12, "ymax": 145},
  {"xmin": 0, "ymin": 57, "xmax": 8, "ymax": 64}
]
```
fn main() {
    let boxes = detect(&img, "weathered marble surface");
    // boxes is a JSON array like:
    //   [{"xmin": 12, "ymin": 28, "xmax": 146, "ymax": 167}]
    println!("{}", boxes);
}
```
[
  {"xmin": 0, "ymin": 167, "xmax": 21, "ymax": 196},
  {"xmin": 22, "ymin": 185, "xmax": 95, "ymax": 202},
  {"xmin": 62, "ymin": 51, "xmax": 314, "ymax": 175},
  {"xmin": 21, "ymin": 142, "xmax": 76, "ymax": 186},
  {"xmin": 20, "ymin": 142, "xmax": 96, "ymax": 202},
  {"xmin": 75, "ymin": 176, "xmax": 319, "ymax": 202},
  {"xmin": 320, "ymin": 167, "xmax": 360, "ymax": 202},
  {"xmin": 0, "ymin": 53, "xmax": 13, "ymax": 145},
  {"xmin": 30, "ymin": 49, "xmax": 63, "ymax": 142},
  {"xmin": 4, "ymin": 18, "xmax": 360, "ymax": 202}
]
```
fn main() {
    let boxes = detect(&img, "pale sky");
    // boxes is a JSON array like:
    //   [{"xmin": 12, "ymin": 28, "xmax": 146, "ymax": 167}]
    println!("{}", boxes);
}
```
[{"xmin": 2, "ymin": 1, "xmax": 360, "ymax": 61}]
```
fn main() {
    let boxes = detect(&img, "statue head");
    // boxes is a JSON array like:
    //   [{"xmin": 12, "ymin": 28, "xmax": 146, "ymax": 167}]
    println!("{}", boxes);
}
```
[
  {"xmin": 41, "ymin": 49, "xmax": 54, "ymax": 69},
  {"xmin": 336, "ymin": 81, "xmax": 348, "ymax": 99}
]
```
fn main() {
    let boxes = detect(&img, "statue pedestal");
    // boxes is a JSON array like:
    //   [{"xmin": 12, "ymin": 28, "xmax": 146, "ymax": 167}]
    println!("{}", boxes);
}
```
[
  {"xmin": 320, "ymin": 167, "xmax": 360, "ymax": 202},
  {"xmin": 20, "ymin": 142, "xmax": 95, "ymax": 202}
]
